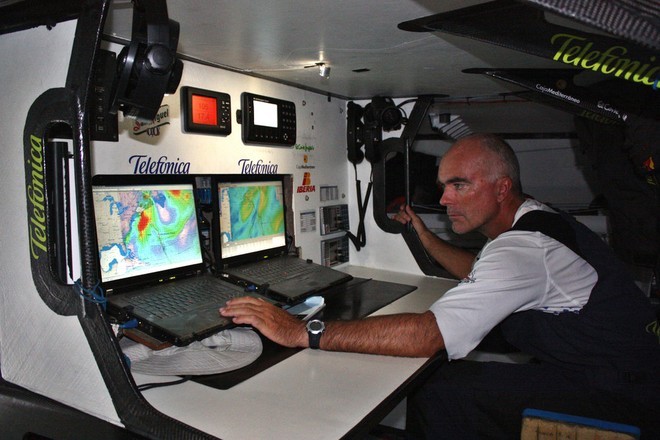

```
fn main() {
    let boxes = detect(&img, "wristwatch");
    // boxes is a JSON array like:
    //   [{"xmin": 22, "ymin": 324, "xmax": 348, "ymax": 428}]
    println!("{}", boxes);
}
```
[{"xmin": 306, "ymin": 319, "xmax": 325, "ymax": 349}]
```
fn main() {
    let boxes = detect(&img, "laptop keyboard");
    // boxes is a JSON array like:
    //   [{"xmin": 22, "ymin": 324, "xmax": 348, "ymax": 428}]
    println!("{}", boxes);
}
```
[
  {"xmin": 127, "ymin": 278, "xmax": 246, "ymax": 320},
  {"xmin": 238, "ymin": 258, "xmax": 320, "ymax": 284}
]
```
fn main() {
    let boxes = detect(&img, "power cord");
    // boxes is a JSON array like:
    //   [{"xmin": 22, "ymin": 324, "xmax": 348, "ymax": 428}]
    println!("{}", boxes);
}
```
[
  {"xmin": 73, "ymin": 279, "xmax": 107, "ymax": 310},
  {"xmin": 285, "ymin": 233, "xmax": 297, "ymax": 256},
  {"xmin": 137, "ymin": 376, "xmax": 193, "ymax": 392}
]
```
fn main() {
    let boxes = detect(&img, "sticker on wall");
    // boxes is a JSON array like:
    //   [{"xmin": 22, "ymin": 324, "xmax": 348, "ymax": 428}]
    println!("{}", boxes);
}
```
[
  {"xmin": 320, "ymin": 185, "xmax": 340, "ymax": 202},
  {"xmin": 643, "ymin": 156, "xmax": 657, "ymax": 186},
  {"xmin": 296, "ymin": 153, "xmax": 315, "ymax": 170},
  {"xmin": 299, "ymin": 210, "xmax": 317, "ymax": 233},
  {"xmin": 294, "ymin": 143, "xmax": 316, "ymax": 152},
  {"xmin": 297, "ymin": 172, "xmax": 316, "ymax": 193},
  {"xmin": 128, "ymin": 104, "xmax": 171, "ymax": 138}
]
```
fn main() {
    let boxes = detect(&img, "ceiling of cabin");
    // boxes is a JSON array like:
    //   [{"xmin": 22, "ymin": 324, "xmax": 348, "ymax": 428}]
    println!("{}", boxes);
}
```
[{"xmin": 103, "ymin": 0, "xmax": 587, "ymax": 101}]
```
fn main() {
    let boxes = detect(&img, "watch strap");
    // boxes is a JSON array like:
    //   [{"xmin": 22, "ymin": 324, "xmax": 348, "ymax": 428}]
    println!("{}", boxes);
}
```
[{"xmin": 309, "ymin": 331, "xmax": 322, "ymax": 349}]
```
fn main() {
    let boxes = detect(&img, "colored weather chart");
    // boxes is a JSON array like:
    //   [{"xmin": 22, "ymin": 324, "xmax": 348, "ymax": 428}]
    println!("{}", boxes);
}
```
[
  {"xmin": 221, "ymin": 185, "xmax": 284, "ymax": 243},
  {"xmin": 93, "ymin": 187, "xmax": 201, "ymax": 281}
]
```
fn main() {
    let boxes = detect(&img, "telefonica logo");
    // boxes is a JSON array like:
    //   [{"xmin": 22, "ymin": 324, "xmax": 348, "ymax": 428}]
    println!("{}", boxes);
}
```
[
  {"xmin": 27, "ymin": 134, "xmax": 47, "ymax": 259},
  {"xmin": 550, "ymin": 33, "xmax": 659, "ymax": 90},
  {"xmin": 238, "ymin": 158, "xmax": 279, "ymax": 174},
  {"xmin": 129, "ymin": 155, "xmax": 191, "ymax": 174}
]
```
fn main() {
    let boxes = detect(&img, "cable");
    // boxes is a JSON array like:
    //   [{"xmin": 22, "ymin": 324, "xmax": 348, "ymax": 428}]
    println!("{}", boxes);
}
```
[
  {"xmin": 285, "ymin": 233, "xmax": 296, "ymax": 256},
  {"xmin": 119, "ymin": 318, "xmax": 138, "ymax": 329},
  {"xmin": 397, "ymin": 98, "xmax": 418, "ymax": 108},
  {"xmin": 137, "ymin": 376, "xmax": 193, "ymax": 392},
  {"xmin": 201, "ymin": 243, "xmax": 215, "ymax": 273},
  {"xmin": 73, "ymin": 279, "xmax": 107, "ymax": 310}
]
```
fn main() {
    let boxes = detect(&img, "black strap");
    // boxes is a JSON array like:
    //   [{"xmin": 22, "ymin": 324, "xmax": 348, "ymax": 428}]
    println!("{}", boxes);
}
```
[
  {"xmin": 345, "ymin": 164, "xmax": 372, "ymax": 251},
  {"xmin": 509, "ymin": 209, "xmax": 582, "ymax": 257}
]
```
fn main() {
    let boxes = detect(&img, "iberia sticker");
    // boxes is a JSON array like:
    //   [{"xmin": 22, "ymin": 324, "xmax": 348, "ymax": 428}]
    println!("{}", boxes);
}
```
[{"xmin": 297, "ymin": 172, "xmax": 316, "ymax": 193}]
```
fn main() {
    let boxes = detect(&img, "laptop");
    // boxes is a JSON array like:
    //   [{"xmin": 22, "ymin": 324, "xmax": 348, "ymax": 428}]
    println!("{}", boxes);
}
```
[
  {"xmin": 92, "ymin": 174, "xmax": 274, "ymax": 346},
  {"xmin": 211, "ymin": 174, "xmax": 352, "ymax": 303}
]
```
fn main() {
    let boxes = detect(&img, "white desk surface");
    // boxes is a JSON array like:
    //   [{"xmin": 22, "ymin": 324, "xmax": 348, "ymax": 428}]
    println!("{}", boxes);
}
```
[{"xmin": 132, "ymin": 266, "xmax": 457, "ymax": 440}]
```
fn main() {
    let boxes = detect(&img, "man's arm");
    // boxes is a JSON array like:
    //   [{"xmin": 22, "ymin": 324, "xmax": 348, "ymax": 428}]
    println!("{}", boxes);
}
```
[
  {"xmin": 220, "ymin": 298, "xmax": 444, "ymax": 357},
  {"xmin": 394, "ymin": 205, "xmax": 476, "ymax": 279},
  {"xmin": 321, "ymin": 311, "xmax": 443, "ymax": 357}
]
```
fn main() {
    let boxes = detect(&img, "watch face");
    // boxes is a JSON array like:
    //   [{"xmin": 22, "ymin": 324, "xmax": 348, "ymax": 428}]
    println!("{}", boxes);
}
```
[{"xmin": 308, "ymin": 320, "xmax": 324, "ymax": 332}]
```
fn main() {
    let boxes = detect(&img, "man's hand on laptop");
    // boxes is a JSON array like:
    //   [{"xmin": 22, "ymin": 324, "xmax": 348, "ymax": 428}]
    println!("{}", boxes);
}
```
[{"xmin": 220, "ymin": 297, "xmax": 308, "ymax": 348}]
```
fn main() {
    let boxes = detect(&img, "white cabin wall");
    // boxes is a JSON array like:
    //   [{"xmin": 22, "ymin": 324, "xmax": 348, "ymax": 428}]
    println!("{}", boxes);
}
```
[
  {"xmin": 513, "ymin": 138, "xmax": 597, "ymax": 206},
  {"xmin": 0, "ymin": 21, "xmax": 121, "ymax": 425},
  {"xmin": 93, "ymin": 43, "xmax": 350, "ymax": 264}
]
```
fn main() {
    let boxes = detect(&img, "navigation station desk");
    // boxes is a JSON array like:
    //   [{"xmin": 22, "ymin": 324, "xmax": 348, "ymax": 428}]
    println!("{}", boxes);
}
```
[{"xmin": 131, "ymin": 266, "xmax": 458, "ymax": 439}]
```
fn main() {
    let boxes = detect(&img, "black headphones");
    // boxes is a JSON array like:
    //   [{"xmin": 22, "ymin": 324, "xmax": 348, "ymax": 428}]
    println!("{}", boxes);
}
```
[
  {"xmin": 364, "ymin": 96, "xmax": 402, "ymax": 132},
  {"xmin": 346, "ymin": 100, "xmax": 383, "ymax": 164},
  {"xmin": 110, "ymin": 0, "xmax": 183, "ymax": 122},
  {"xmin": 346, "ymin": 101, "xmax": 365, "ymax": 164},
  {"xmin": 347, "ymin": 97, "xmax": 404, "ymax": 164}
]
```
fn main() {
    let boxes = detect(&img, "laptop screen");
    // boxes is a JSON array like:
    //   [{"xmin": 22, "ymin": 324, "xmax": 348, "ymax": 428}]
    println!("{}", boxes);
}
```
[
  {"xmin": 214, "ymin": 176, "xmax": 287, "ymax": 265},
  {"xmin": 92, "ymin": 177, "xmax": 204, "ymax": 288}
]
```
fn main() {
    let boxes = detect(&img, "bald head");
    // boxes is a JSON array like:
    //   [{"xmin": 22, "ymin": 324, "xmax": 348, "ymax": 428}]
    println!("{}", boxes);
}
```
[
  {"xmin": 449, "ymin": 134, "xmax": 523, "ymax": 198},
  {"xmin": 438, "ymin": 133, "xmax": 525, "ymax": 238}
]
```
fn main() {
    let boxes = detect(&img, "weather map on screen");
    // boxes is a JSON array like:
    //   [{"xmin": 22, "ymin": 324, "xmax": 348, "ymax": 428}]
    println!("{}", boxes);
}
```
[
  {"xmin": 92, "ymin": 184, "xmax": 203, "ymax": 283},
  {"xmin": 217, "ymin": 180, "xmax": 286, "ymax": 259}
]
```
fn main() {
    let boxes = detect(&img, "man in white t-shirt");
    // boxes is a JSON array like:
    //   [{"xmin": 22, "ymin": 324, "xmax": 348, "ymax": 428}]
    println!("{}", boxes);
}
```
[{"xmin": 221, "ymin": 133, "xmax": 660, "ymax": 438}]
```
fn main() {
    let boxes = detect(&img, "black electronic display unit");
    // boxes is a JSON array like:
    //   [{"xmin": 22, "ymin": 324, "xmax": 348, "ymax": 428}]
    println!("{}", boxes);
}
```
[
  {"xmin": 181, "ymin": 86, "xmax": 232, "ymax": 135},
  {"xmin": 239, "ymin": 92, "xmax": 296, "ymax": 146}
]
